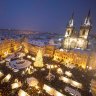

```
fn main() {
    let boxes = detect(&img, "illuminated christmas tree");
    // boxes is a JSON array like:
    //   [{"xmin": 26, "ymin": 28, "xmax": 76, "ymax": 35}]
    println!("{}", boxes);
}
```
[{"xmin": 34, "ymin": 49, "xmax": 44, "ymax": 68}]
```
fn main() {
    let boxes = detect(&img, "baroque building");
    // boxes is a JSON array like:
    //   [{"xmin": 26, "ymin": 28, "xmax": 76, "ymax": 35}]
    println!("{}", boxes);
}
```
[
  {"xmin": 63, "ymin": 11, "xmax": 92, "ymax": 50},
  {"xmin": 0, "ymin": 39, "xmax": 21, "ymax": 58}
]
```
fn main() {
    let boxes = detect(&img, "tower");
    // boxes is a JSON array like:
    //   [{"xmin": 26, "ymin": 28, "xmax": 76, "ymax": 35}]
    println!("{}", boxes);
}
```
[
  {"xmin": 79, "ymin": 10, "xmax": 92, "ymax": 39},
  {"xmin": 64, "ymin": 13, "xmax": 75, "ymax": 37}
]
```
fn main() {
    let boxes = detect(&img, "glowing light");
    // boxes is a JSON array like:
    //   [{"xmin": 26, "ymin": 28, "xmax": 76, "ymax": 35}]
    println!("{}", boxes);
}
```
[
  {"xmin": 0, "ymin": 71, "xmax": 4, "ymax": 78},
  {"xmin": 27, "ymin": 77, "xmax": 38, "ymax": 87},
  {"xmin": 89, "ymin": 67, "xmax": 92, "ymax": 70},
  {"xmin": 4, "ymin": 51, "xmax": 9, "ymax": 57},
  {"xmin": 51, "ymin": 65, "xmax": 54, "ymax": 69},
  {"xmin": 58, "ymin": 38, "xmax": 62, "ymax": 41},
  {"xmin": 25, "ymin": 49, "xmax": 28, "ymax": 53},
  {"xmin": 43, "ymin": 84, "xmax": 65, "ymax": 96},
  {"xmin": 35, "ymin": 85, "xmax": 39, "ymax": 89},
  {"xmin": 55, "ymin": 91, "xmax": 64, "ymax": 96},
  {"xmin": 54, "ymin": 65, "xmax": 57, "ymax": 68},
  {"xmin": 65, "ymin": 71, "xmax": 72, "ymax": 77},
  {"xmin": 59, "ymin": 76, "xmax": 82, "ymax": 89},
  {"xmin": 60, "ymin": 76, "xmax": 70, "ymax": 84},
  {"xmin": 27, "ymin": 55, "xmax": 31, "ymax": 59},
  {"xmin": 18, "ymin": 89, "xmax": 29, "ymax": 96},
  {"xmin": 71, "ymin": 81, "xmax": 82, "ymax": 89},
  {"xmin": 34, "ymin": 50, "xmax": 44, "ymax": 68},
  {"xmin": 60, "ymin": 49, "xmax": 64, "ymax": 51},
  {"xmin": 11, "ymin": 82, "xmax": 22, "ymax": 89},
  {"xmin": 31, "ymin": 57, "xmax": 35, "ymax": 61},
  {"xmin": 2, "ymin": 74, "xmax": 11, "ymax": 83},
  {"xmin": 57, "ymin": 68, "xmax": 63, "ymax": 75}
]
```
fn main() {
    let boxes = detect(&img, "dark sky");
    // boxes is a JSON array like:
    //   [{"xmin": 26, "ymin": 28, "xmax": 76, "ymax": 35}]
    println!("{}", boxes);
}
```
[{"xmin": 0, "ymin": 0, "xmax": 96, "ymax": 33}]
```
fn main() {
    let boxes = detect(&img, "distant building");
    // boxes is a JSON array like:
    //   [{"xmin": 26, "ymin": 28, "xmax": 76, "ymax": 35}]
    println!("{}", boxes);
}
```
[{"xmin": 63, "ymin": 11, "xmax": 92, "ymax": 50}]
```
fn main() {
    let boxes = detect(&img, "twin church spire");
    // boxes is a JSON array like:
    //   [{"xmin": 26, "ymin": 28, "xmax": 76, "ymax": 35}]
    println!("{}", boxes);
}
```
[
  {"xmin": 65, "ymin": 10, "xmax": 92, "ymax": 39},
  {"xmin": 83, "ymin": 10, "xmax": 91, "ymax": 26},
  {"xmin": 68, "ymin": 12, "xmax": 74, "ymax": 27},
  {"xmin": 67, "ymin": 10, "xmax": 91, "ymax": 28},
  {"xmin": 63, "ymin": 11, "xmax": 92, "ymax": 50}
]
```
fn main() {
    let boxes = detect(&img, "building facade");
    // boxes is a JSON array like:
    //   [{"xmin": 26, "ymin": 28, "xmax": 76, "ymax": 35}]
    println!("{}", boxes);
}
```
[
  {"xmin": 63, "ymin": 11, "xmax": 92, "ymax": 50},
  {"xmin": 53, "ymin": 49, "xmax": 88, "ymax": 69},
  {"xmin": 0, "ymin": 39, "xmax": 21, "ymax": 58}
]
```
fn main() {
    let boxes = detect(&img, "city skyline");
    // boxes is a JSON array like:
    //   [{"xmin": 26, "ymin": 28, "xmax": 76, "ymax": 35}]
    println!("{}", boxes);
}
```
[
  {"xmin": 0, "ymin": 0, "xmax": 96, "ymax": 33},
  {"xmin": 0, "ymin": 1, "xmax": 96, "ymax": 96}
]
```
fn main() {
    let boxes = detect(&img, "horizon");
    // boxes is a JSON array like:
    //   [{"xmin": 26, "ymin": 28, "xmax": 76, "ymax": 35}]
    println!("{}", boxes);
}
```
[{"xmin": 0, "ymin": 0, "xmax": 96, "ymax": 33}]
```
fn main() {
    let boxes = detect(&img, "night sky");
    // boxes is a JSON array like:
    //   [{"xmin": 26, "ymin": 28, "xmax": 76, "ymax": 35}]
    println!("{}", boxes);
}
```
[{"xmin": 0, "ymin": 0, "xmax": 96, "ymax": 33}]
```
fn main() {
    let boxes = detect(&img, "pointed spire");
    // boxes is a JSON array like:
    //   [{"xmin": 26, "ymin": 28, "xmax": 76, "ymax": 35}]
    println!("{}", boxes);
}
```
[
  {"xmin": 88, "ymin": 10, "xmax": 91, "ymax": 17},
  {"xmin": 71, "ymin": 12, "xmax": 74, "ymax": 19},
  {"xmin": 84, "ymin": 10, "xmax": 91, "ymax": 26},
  {"xmin": 68, "ymin": 12, "xmax": 74, "ymax": 27}
]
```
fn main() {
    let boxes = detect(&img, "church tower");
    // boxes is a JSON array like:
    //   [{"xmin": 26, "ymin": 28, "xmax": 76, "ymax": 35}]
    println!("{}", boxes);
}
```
[
  {"xmin": 79, "ymin": 10, "xmax": 92, "ymax": 39},
  {"xmin": 64, "ymin": 13, "xmax": 75, "ymax": 37}
]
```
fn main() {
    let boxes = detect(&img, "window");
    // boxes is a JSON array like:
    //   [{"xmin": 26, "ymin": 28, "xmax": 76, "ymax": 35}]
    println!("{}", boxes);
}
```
[
  {"xmin": 67, "ymin": 30, "xmax": 70, "ymax": 35},
  {"xmin": 82, "ymin": 30, "xmax": 85, "ymax": 35}
]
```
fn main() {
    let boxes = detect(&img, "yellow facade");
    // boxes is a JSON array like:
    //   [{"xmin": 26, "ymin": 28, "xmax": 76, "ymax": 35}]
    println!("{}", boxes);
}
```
[
  {"xmin": 53, "ymin": 49, "xmax": 88, "ymax": 69},
  {"xmin": 0, "ymin": 39, "xmax": 89, "ymax": 69},
  {"xmin": 0, "ymin": 39, "xmax": 21, "ymax": 58}
]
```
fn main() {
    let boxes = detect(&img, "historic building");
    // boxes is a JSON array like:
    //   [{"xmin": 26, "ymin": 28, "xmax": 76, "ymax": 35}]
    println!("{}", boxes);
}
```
[
  {"xmin": 0, "ymin": 39, "xmax": 21, "ymax": 58},
  {"xmin": 53, "ymin": 49, "xmax": 88, "ymax": 69},
  {"xmin": 63, "ymin": 11, "xmax": 92, "ymax": 50}
]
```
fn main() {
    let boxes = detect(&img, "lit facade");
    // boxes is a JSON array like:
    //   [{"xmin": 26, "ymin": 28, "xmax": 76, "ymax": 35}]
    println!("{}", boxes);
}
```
[
  {"xmin": 0, "ymin": 39, "xmax": 21, "ymax": 58},
  {"xmin": 0, "ymin": 37, "xmax": 94, "ymax": 70},
  {"xmin": 53, "ymin": 49, "xmax": 88, "ymax": 69},
  {"xmin": 63, "ymin": 11, "xmax": 92, "ymax": 50}
]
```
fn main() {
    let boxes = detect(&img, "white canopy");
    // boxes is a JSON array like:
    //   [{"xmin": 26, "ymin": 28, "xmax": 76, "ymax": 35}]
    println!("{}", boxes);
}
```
[{"xmin": 27, "ymin": 77, "xmax": 38, "ymax": 87}]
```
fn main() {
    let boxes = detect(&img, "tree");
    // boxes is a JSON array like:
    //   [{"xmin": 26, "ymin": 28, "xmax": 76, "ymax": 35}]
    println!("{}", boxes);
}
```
[{"xmin": 34, "ymin": 49, "xmax": 44, "ymax": 68}]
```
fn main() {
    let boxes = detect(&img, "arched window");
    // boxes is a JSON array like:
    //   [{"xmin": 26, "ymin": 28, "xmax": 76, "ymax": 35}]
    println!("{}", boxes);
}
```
[
  {"xmin": 82, "ymin": 30, "xmax": 85, "ymax": 35},
  {"xmin": 67, "ymin": 30, "xmax": 70, "ymax": 35}
]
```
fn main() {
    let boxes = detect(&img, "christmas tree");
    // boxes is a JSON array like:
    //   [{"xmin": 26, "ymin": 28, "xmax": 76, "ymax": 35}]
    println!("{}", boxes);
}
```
[{"xmin": 34, "ymin": 49, "xmax": 44, "ymax": 67}]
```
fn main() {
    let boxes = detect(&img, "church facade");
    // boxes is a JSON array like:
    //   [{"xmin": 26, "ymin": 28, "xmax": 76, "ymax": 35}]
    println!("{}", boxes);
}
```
[{"xmin": 63, "ymin": 11, "xmax": 92, "ymax": 50}]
